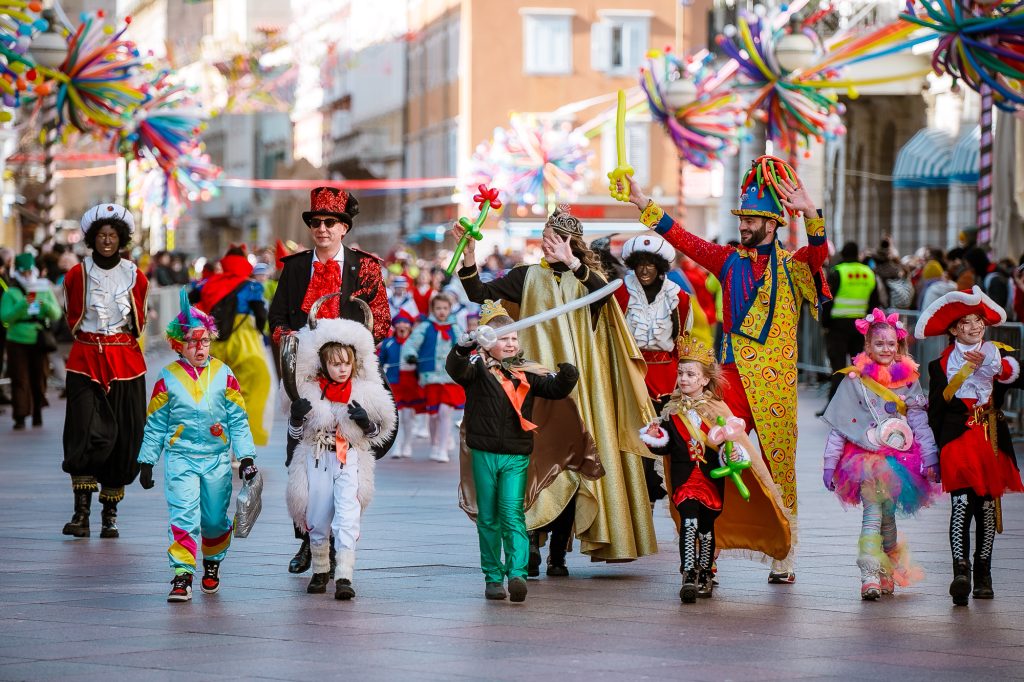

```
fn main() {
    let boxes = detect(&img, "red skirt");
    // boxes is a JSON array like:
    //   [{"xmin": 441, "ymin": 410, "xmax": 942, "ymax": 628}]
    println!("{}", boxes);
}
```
[
  {"xmin": 392, "ymin": 370, "xmax": 425, "ymax": 412},
  {"xmin": 672, "ymin": 466, "xmax": 722, "ymax": 511},
  {"xmin": 423, "ymin": 383, "xmax": 465, "ymax": 412},
  {"xmin": 940, "ymin": 402, "xmax": 1024, "ymax": 498}
]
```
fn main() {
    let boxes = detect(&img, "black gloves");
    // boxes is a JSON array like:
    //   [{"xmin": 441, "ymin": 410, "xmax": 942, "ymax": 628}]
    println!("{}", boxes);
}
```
[
  {"xmin": 239, "ymin": 457, "xmax": 258, "ymax": 481},
  {"xmin": 556, "ymin": 362, "xmax": 579, "ymax": 383},
  {"xmin": 348, "ymin": 401, "xmax": 376, "ymax": 435},
  {"xmin": 290, "ymin": 398, "xmax": 312, "ymax": 423},
  {"xmin": 139, "ymin": 464, "xmax": 155, "ymax": 489},
  {"xmin": 286, "ymin": 435, "xmax": 298, "ymax": 468}
]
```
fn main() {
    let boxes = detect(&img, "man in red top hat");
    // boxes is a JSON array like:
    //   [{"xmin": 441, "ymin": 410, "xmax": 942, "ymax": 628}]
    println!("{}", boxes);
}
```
[
  {"xmin": 269, "ymin": 187, "xmax": 393, "ymax": 575},
  {"xmin": 269, "ymin": 187, "xmax": 391, "ymax": 344}
]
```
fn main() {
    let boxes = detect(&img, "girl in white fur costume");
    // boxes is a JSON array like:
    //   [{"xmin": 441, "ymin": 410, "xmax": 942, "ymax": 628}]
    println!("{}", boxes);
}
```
[{"xmin": 285, "ymin": 317, "xmax": 396, "ymax": 600}]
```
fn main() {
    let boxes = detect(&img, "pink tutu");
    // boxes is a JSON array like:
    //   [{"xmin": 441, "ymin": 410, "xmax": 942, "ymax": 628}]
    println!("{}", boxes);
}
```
[{"xmin": 833, "ymin": 440, "xmax": 939, "ymax": 515}]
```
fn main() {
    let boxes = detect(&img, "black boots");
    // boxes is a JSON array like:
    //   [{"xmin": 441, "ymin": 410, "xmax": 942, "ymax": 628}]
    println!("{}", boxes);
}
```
[
  {"xmin": 307, "ymin": 572, "xmax": 331, "ymax": 593},
  {"xmin": 680, "ymin": 570, "xmax": 698, "ymax": 603},
  {"xmin": 973, "ymin": 559, "xmax": 994, "ymax": 599},
  {"xmin": 950, "ymin": 560, "xmax": 971, "ymax": 606},
  {"xmin": 289, "ymin": 534, "xmax": 312, "ymax": 574},
  {"xmin": 100, "ymin": 502, "xmax": 119, "ymax": 538},
  {"xmin": 527, "ymin": 532, "xmax": 541, "ymax": 578},
  {"xmin": 697, "ymin": 570, "xmax": 714, "ymax": 598},
  {"xmin": 62, "ymin": 491, "xmax": 92, "ymax": 537},
  {"xmin": 334, "ymin": 579, "xmax": 355, "ymax": 601}
]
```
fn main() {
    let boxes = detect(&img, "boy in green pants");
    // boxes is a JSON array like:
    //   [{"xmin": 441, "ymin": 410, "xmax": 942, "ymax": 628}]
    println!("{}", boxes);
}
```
[{"xmin": 446, "ymin": 300, "xmax": 579, "ymax": 602}]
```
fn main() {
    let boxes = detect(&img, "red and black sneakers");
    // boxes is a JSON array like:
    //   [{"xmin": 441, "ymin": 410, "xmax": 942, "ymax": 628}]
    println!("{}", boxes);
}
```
[
  {"xmin": 168, "ymin": 573, "xmax": 193, "ymax": 602},
  {"xmin": 201, "ymin": 560, "xmax": 221, "ymax": 594}
]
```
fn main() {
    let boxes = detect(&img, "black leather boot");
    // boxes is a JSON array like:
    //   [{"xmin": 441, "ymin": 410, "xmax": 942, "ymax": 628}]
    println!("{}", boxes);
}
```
[
  {"xmin": 527, "ymin": 532, "xmax": 541, "ymax": 578},
  {"xmin": 289, "ymin": 534, "xmax": 312, "ymax": 574},
  {"xmin": 307, "ymin": 572, "xmax": 330, "ymax": 594},
  {"xmin": 697, "ymin": 570, "xmax": 714, "ymax": 598},
  {"xmin": 62, "ymin": 491, "xmax": 92, "ymax": 537},
  {"xmin": 680, "ymin": 570, "xmax": 698, "ymax": 604},
  {"xmin": 973, "ymin": 558, "xmax": 994, "ymax": 599},
  {"xmin": 100, "ymin": 501, "xmax": 119, "ymax": 538},
  {"xmin": 950, "ymin": 559, "xmax": 971, "ymax": 606}
]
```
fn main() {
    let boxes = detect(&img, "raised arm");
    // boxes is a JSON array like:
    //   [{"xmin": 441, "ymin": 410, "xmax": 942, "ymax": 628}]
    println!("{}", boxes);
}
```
[
  {"xmin": 619, "ymin": 175, "xmax": 731, "ymax": 276},
  {"xmin": 457, "ymin": 263, "xmax": 529, "ymax": 306}
]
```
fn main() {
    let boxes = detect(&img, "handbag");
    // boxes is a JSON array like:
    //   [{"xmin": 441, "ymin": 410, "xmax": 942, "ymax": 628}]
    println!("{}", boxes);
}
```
[{"xmin": 36, "ymin": 322, "xmax": 58, "ymax": 353}]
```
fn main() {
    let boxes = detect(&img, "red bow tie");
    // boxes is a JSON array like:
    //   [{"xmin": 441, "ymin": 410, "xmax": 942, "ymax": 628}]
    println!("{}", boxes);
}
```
[{"xmin": 301, "ymin": 258, "xmax": 342, "ymax": 317}]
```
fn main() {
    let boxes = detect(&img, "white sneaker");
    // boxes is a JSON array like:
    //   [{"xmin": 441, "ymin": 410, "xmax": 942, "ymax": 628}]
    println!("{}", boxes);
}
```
[{"xmin": 429, "ymin": 448, "xmax": 449, "ymax": 463}]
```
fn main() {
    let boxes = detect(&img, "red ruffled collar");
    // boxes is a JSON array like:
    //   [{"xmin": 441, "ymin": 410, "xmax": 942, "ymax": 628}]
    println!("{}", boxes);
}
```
[{"xmin": 852, "ymin": 353, "xmax": 919, "ymax": 388}]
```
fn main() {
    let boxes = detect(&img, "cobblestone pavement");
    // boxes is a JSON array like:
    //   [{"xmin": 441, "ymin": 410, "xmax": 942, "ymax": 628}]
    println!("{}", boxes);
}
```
[{"xmin": 1, "ymin": 355, "xmax": 1023, "ymax": 681}]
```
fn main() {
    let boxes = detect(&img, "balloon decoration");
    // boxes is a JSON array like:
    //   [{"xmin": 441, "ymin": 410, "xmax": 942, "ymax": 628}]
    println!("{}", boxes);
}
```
[
  {"xmin": 446, "ymin": 184, "xmax": 500, "ymax": 275},
  {"xmin": 638, "ymin": 50, "xmax": 742, "ymax": 169},
  {"xmin": 741, "ymin": 154, "xmax": 802, "ymax": 221},
  {"xmin": 708, "ymin": 416, "xmax": 751, "ymax": 501},
  {"xmin": 118, "ymin": 72, "xmax": 208, "ymax": 174},
  {"xmin": 715, "ymin": 7, "xmax": 842, "ymax": 159},
  {"xmin": 0, "ymin": 0, "xmax": 45, "ymax": 119},
  {"xmin": 213, "ymin": 27, "xmax": 296, "ymax": 113},
  {"xmin": 30, "ymin": 11, "xmax": 146, "ymax": 137},
  {"xmin": 469, "ymin": 113, "xmax": 592, "ymax": 215},
  {"xmin": 900, "ymin": 0, "xmax": 1024, "ymax": 110}
]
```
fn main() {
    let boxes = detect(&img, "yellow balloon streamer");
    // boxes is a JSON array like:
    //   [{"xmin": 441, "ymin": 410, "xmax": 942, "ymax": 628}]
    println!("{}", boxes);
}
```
[{"xmin": 607, "ymin": 89, "xmax": 634, "ymax": 202}]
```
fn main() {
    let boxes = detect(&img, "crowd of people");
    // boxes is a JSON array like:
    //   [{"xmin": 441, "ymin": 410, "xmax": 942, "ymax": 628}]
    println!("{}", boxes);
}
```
[{"xmin": 0, "ymin": 158, "xmax": 1022, "ymax": 608}]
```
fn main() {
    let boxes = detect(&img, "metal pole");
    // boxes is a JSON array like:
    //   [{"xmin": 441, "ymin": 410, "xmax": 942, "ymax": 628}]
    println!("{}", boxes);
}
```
[{"xmin": 977, "ymin": 83, "xmax": 993, "ymax": 243}]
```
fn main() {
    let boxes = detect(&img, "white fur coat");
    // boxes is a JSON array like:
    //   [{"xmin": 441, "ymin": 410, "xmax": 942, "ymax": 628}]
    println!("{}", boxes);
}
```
[{"xmin": 284, "ymin": 318, "xmax": 397, "ymax": 529}]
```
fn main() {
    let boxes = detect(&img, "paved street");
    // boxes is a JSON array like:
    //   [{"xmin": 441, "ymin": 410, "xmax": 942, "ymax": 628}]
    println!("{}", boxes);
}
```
[{"xmin": 1, "ymin": 354, "xmax": 1023, "ymax": 681}]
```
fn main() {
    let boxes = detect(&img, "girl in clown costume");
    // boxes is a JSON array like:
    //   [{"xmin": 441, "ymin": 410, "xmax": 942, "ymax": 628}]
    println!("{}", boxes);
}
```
[
  {"xmin": 138, "ymin": 293, "xmax": 259, "ymax": 603},
  {"xmin": 820, "ymin": 308, "xmax": 939, "ymax": 600}
]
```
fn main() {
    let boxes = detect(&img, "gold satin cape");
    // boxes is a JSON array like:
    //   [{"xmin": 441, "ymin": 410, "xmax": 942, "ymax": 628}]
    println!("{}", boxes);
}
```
[
  {"xmin": 458, "ymin": 363, "xmax": 605, "ymax": 522},
  {"xmin": 661, "ymin": 395, "xmax": 794, "ymax": 563},
  {"xmin": 517, "ymin": 264, "xmax": 658, "ymax": 561}
]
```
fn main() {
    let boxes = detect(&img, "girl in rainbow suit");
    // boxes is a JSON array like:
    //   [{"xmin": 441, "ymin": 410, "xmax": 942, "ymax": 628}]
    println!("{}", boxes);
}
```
[
  {"xmin": 138, "ymin": 292, "xmax": 258, "ymax": 603},
  {"xmin": 820, "ymin": 308, "xmax": 939, "ymax": 600}
]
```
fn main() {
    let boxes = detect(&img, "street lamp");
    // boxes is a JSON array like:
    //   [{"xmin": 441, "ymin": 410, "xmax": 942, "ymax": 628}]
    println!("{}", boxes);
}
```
[
  {"xmin": 29, "ymin": 10, "xmax": 67, "ymax": 238},
  {"xmin": 775, "ymin": 31, "xmax": 818, "ymax": 73}
]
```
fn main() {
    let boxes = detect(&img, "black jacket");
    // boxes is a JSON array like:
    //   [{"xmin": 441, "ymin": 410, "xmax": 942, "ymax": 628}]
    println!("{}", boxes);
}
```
[
  {"xmin": 268, "ymin": 246, "xmax": 391, "ymax": 344},
  {"xmin": 928, "ymin": 345, "xmax": 1021, "ymax": 470},
  {"xmin": 446, "ymin": 344, "xmax": 578, "ymax": 454},
  {"xmin": 646, "ymin": 413, "xmax": 725, "ymax": 506}
]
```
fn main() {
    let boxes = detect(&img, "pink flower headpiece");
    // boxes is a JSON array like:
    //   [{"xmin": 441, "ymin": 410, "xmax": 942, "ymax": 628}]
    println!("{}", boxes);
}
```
[{"xmin": 855, "ymin": 307, "xmax": 908, "ymax": 340}]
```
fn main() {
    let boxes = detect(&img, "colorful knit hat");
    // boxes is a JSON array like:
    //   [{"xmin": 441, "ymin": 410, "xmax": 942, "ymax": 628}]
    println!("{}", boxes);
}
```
[
  {"xmin": 731, "ymin": 155, "xmax": 801, "ymax": 227},
  {"xmin": 165, "ymin": 288, "xmax": 218, "ymax": 353}
]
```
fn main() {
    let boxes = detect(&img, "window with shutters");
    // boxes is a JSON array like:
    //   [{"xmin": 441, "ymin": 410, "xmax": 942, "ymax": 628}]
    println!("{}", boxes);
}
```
[
  {"xmin": 602, "ymin": 119, "xmax": 650, "ymax": 186},
  {"xmin": 521, "ymin": 10, "xmax": 573, "ymax": 76},
  {"xmin": 591, "ymin": 12, "xmax": 651, "ymax": 75}
]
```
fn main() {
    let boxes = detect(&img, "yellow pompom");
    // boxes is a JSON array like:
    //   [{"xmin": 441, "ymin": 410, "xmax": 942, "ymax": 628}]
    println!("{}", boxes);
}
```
[{"xmin": 847, "ymin": 86, "xmax": 859, "ymax": 100}]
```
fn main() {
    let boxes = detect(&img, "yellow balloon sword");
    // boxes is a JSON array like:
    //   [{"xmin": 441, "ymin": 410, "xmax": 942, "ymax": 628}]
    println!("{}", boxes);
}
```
[{"xmin": 607, "ymin": 89, "xmax": 634, "ymax": 202}]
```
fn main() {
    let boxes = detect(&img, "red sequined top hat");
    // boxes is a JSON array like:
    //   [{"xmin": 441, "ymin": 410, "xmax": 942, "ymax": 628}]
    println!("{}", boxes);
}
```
[{"xmin": 302, "ymin": 187, "xmax": 360, "ymax": 226}]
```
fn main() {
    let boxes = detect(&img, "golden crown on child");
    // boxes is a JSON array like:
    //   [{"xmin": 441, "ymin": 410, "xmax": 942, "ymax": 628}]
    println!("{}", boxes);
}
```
[
  {"xmin": 677, "ymin": 333, "xmax": 716, "ymax": 366},
  {"xmin": 479, "ymin": 299, "xmax": 511, "ymax": 327}
]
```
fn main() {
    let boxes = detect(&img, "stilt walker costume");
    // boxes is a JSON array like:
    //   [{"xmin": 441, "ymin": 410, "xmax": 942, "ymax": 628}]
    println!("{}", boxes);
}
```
[
  {"xmin": 284, "ymin": 299, "xmax": 396, "ymax": 600},
  {"xmin": 916, "ymin": 286, "xmax": 1023, "ymax": 605},
  {"xmin": 457, "ymin": 207, "xmax": 657, "ymax": 564},
  {"xmin": 641, "ymin": 334, "xmax": 793, "ymax": 602},
  {"xmin": 138, "ymin": 292, "xmax": 259, "ymax": 602},
  {"xmin": 61, "ymin": 204, "xmax": 149, "ymax": 539},
  {"xmin": 448, "ymin": 301, "xmax": 596, "ymax": 601},
  {"xmin": 635, "ymin": 156, "xmax": 829, "ymax": 581},
  {"xmin": 193, "ymin": 246, "xmax": 275, "ymax": 446},
  {"xmin": 821, "ymin": 309, "xmax": 939, "ymax": 600}
]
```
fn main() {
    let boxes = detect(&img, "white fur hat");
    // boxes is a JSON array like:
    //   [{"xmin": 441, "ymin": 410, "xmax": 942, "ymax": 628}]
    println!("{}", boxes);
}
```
[
  {"xmin": 621, "ymin": 234, "xmax": 675, "ymax": 264},
  {"xmin": 81, "ymin": 203, "xmax": 135, "ymax": 235}
]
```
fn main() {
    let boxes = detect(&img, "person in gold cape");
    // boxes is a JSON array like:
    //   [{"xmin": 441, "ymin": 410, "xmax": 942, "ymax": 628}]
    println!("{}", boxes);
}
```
[
  {"xmin": 641, "ymin": 333, "xmax": 793, "ymax": 602},
  {"xmin": 452, "ymin": 206, "xmax": 658, "ymax": 572}
]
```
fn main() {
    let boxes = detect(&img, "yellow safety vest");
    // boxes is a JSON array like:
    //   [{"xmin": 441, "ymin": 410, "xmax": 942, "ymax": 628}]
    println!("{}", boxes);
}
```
[{"xmin": 832, "ymin": 262, "xmax": 875, "ymax": 318}]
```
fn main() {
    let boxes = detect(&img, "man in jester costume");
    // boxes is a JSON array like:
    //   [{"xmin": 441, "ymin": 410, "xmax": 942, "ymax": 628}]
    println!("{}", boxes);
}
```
[
  {"xmin": 138, "ymin": 292, "xmax": 259, "ymax": 602},
  {"xmin": 619, "ymin": 156, "xmax": 829, "ymax": 582}
]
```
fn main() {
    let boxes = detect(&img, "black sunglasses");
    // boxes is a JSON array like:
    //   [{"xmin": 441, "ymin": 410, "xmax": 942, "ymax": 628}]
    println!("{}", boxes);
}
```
[{"xmin": 307, "ymin": 217, "xmax": 341, "ymax": 229}]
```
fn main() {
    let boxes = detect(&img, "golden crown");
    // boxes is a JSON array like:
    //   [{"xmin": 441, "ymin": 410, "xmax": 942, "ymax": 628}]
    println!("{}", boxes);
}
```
[
  {"xmin": 677, "ymin": 333, "xmax": 716, "ymax": 366},
  {"xmin": 479, "ymin": 299, "xmax": 511, "ymax": 326}
]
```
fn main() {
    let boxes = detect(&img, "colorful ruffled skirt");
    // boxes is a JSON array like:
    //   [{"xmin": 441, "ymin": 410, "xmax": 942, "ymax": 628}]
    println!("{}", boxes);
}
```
[{"xmin": 833, "ymin": 440, "xmax": 939, "ymax": 515}]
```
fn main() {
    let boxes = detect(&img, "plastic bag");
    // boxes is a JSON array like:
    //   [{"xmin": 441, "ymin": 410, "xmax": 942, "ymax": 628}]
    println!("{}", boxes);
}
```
[{"xmin": 233, "ymin": 470, "xmax": 264, "ymax": 538}]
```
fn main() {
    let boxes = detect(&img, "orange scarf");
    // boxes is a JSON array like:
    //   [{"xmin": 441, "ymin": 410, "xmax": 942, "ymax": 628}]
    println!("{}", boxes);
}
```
[{"xmin": 492, "ymin": 366, "xmax": 538, "ymax": 432}]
